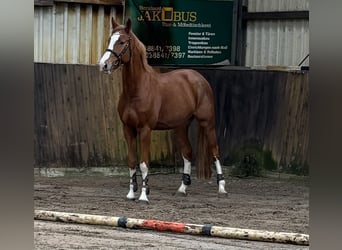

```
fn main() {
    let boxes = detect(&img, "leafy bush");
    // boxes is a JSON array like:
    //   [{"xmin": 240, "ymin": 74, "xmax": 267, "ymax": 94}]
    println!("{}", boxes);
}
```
[{"xmin": 231, "ymin": 144, "xmax": 277, "ymax": 177}]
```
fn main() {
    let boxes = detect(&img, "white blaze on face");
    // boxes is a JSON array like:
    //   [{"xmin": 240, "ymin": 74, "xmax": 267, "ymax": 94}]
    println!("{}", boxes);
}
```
[{"xmin": 99, "ymin": 32, "xmax": 120, "ymax": 70}]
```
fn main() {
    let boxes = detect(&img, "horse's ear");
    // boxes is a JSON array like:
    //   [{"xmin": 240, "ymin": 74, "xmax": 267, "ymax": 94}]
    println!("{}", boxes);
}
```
[
  {"xmin": 111, "ymin": 17, "xmax": 119, "ymax": 29},
  {"xmin": 125, "ymin": 18, "xmax": 132, "ymax": 34}
]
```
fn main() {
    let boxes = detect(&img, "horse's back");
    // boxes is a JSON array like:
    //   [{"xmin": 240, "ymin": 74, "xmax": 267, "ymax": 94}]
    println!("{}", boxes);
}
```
[
  {"xmin": 158, "ymin": 69, "xmax": 211, "ymax": 97},
  {"xmin": 161, "ymin": 69, "xmax": 213, "ymax": 104},
  {"xmin": 161, "ymin": 69, "xmax": 208, "ymax": 85}
]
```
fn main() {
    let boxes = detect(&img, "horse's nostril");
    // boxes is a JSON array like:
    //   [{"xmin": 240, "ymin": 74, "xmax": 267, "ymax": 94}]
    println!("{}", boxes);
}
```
[{"xmin": 104, "ymin": 64, "xmax": 107, "ymax": 69}]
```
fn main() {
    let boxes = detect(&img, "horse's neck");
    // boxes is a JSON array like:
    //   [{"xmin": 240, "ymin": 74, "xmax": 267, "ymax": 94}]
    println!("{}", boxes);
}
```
[{"xmin": 122, "ymin": 44, "xmax": 154, "ymax": 97}]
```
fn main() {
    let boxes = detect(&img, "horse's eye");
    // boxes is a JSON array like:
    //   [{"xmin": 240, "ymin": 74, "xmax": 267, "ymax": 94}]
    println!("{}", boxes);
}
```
[{"xmin": 120, "ymin": 41, "xmax": 125, "ymax": 45}]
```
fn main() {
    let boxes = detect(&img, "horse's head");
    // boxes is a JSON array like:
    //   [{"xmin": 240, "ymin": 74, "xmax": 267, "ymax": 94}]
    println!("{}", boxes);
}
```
[{"xmin": 99, "ymin": 18, "xmax": 132, "ymax": 74}]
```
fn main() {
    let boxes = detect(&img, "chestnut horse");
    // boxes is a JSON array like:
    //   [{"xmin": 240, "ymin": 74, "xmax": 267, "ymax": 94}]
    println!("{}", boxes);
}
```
[{"xmin": 99, "ymin": 18, "xmax": 227, "ymax": 202}]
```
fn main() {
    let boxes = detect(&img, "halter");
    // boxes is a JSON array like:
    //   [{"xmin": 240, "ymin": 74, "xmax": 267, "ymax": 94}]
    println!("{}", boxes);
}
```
[{"xmin": 105, "ymin": 35, "xmax": 131, "ymax": 66}]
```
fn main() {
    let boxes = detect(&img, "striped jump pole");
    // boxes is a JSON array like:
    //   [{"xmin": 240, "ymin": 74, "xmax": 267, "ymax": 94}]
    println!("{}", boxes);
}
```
[{"xmin": 34, "ymin": 210, "xmax": 309, "ymax": 246}]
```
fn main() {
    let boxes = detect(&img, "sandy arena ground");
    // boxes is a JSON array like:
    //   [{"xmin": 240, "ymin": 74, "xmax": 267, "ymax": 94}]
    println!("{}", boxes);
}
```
[{"xmin": 34, "ymin": 172, "xmax": 309, "ymax": 249}]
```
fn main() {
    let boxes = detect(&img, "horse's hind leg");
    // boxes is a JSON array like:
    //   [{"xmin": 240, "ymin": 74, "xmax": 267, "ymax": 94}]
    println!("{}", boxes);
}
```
[
  {"xmin": 194, "ymin": 82, "xmax": 227, "ymax": 195},
  {"xmin": 205, "ymin": 124, "xmax": 227, "ymax": 194},
  {"xmin": 174, "ymin": 123, "xmax": 192, "ymax": 195},
  {"xmin": 196, "ymin": 108, "xmax": 227, "ymax": 194}
]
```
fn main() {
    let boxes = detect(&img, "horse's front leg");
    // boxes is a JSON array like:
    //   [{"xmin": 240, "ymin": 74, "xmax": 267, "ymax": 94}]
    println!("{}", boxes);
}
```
[
  {"xmin": 177, "ymin": 156, "xmax": 192, "ymax": 195},
  {"xmin": 138, "ymin": 126, "xmax": 151, "ymax": 203},
  {"xmin": 123, "ymin": 126, "xmax": 138, "ymax": 200}
]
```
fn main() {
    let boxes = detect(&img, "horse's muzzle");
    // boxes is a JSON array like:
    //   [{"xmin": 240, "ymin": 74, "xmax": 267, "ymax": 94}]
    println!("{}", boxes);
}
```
[{"xmin": 99, "ymin": 60, "xmax": 120, "ymax": 74}]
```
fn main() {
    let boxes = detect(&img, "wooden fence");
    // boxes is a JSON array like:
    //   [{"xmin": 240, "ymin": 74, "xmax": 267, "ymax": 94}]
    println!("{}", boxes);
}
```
[
  {"xmin": 196, "ymin": 68, "xmax": 309, "ymax": 171},
  {"xmin": 34, "ymin": 63, "xmax": 309, "ymax": 171}
]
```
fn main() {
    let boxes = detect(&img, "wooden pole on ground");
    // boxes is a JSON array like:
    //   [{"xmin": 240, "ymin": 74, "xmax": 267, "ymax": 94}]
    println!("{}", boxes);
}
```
[{"xmin": 34, "ymin": 210, "xmax": 309, "ymax": 246}]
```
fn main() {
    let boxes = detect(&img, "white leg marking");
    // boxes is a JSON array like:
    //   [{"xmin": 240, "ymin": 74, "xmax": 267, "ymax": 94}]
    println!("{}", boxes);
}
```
[
  {"xmin": 126, "ymin": 168, "xmax": 136, "ymax": 200},
  {"xmin": 138, "ymin": 162, "xmax": 149, "ymax": 202},
  {"xmin": 183, "ymin": 156, "xmax": 191, "ymax": 175},
  {"xmin": 215, "ymin": 159, "xmax": 227, "ymax": 194},
  {"xmin": 215, "ymin": 159, "xmax": 223, "ymax": 175},
  {"xmin": 177, "ymin": 156, "xmax": 191, "ymax": 194}
]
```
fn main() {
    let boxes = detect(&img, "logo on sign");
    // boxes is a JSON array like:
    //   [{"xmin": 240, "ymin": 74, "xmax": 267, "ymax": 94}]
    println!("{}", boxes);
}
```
[{"xmin": 137, "ymin": 6, "xmax": 197, "ymax": 22}]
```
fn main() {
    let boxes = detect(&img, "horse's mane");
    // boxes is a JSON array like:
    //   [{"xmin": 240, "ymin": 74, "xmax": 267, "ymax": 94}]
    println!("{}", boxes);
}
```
[
  {"xmin": 129, "ymin": 32, "xmax": 154, "ymax": 73},
  {"xmin": 112, "ymin": 25, "xmax": 153, "ymax": 73}
]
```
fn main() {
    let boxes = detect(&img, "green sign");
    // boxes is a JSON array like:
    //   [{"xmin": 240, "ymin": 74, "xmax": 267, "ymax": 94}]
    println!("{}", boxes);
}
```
[{"xmin": 125, "ymin": 0, "xmax": 236, "ymax": 66}]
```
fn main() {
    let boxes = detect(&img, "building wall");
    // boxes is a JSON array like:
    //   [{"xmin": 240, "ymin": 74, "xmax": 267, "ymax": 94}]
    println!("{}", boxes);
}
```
[
  {"xmin": 34, "ymin": 2, "xmax": 123, "ymax": 64},
  {"xmin": 34, "ymin": 1, "xmax": 309, "ymax": 67},
  {"xmin": 248, "ymin": 0, "xmax": 309, "ymax": 12},
  {"xmin": 245, "ymin": 0, "xmax": 309, "ymax": 66}
]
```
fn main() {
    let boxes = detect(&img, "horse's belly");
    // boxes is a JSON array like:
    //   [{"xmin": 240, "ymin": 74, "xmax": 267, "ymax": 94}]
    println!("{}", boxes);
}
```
[
  {"xmin": 155, "ymin": 114, "xmax": 193, "ymax": 130},
  {"xmin": 154, "ymin": 121, "xmax": 175, "ymax": 130}
]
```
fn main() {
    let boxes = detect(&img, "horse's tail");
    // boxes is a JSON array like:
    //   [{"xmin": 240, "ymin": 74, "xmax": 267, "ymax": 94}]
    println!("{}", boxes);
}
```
[{"xmin": 196, "ymin": 125, "xmax": 212, "ymax": 179}]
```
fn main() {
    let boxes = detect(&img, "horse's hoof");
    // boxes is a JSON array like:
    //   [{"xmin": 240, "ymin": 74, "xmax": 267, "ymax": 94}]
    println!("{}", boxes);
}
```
[
  {"xmin": 175, "ymin": 190, "xmax": 187, "ymax": 197},
  {"xmin": 177, "ymin": 183, "xmax": 189, "ymax": 196},
  {"xmin": 138, "ymin": 199, "xmax": 149, "ymax": 205},
  {"xmin": 218, "ymin": 191, "xmax": 228, "ymax": 198},
  {"xmin": 126, "ymin": 197, "xmax": 136, "ymax": 201},
  {"xmin": 126, "ymin": 191, "xmax": 136, "ymax": 200}
]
